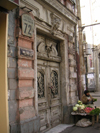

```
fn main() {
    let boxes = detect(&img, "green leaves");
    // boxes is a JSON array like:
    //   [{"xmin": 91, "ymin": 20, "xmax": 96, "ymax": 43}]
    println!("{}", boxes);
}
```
[
  {"xmin": 94, "ymin": 99, "xmax": 97, "ymax": 102},
  {"xmin": 90, "ymin": 108, "xmax": 100, "ymax": 115}
]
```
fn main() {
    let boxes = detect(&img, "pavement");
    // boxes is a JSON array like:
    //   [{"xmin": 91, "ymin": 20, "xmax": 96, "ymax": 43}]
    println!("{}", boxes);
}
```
[
  {"xmin": 61, "ymin": 123, "xmax": 100, "ymax": 133},
  {"xmin": 90, "ymin": 92, "xmax": 100, "ymax": 97},
  {"xmin": 45, "ymin": 92, "xmax": 100, "ymax": 133},
  {"xmin": 45, "ymin": 123, "xmax": 100, "ymax": 133},
  {"xmin": 45, "ymin": 124, "xmax": 74, "ymax": 133}
]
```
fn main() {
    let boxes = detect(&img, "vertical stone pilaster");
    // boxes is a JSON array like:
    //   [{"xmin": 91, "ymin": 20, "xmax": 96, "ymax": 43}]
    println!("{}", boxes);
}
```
[
  {"xmin": 68, "ymin": 34, "xmax": 78, "ymax": 104},
  {"xmin": 15, "ymin": 9, "xmax": 40, "ymax": 132}
]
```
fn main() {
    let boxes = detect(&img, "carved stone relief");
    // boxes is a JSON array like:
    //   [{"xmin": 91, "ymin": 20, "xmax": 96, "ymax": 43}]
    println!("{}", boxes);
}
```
[
  {"xmin": 37, "ymin": 34, "xmax": 59, "ymax": 58},
  {"xmin": 44, "ymin": 0, "xmax": 77, "ymax": 24},
  {"xmin": 37, "ymin": 34, "xmax": 61, "ymax": 131},
  {"xmin": 50, "ymin": 13, "xmax": 61, "ymax": 35}
]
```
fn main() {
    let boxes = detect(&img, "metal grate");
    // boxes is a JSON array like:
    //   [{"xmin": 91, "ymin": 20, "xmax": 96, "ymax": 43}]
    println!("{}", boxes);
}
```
[
  {"xmin": 37, "ymin": 72, "xmax": 45, "ymax": 98},
  {"xmin": 50, "ymin": 71, "xmax": 58, "ymax": 97}
]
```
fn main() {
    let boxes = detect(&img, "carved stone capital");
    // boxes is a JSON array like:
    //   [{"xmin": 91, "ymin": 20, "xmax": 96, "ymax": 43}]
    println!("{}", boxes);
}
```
[{"xmin": 50, "ymin": 13, "xmax": 61, "ymax": 35}]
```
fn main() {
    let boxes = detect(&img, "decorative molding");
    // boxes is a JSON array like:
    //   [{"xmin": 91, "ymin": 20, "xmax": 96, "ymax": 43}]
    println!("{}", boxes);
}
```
[
  {"xmin": 68, "ymin": 35, "xmax": 74, "ymax": 43},
  {"xmin": 18, "ymin": 35, "xmax": 34, "ymax": 42},
  {"xmin": 44, "ymin": 0, "xmax": 77, "ymax": 24},
  {"xmin": 37, "ymin": 53, "xmax": 61, "ymax": 62},
  {"xmin": 68, "ymin": 47, "xmax": 75, "ymax": 55},
  {"xmin": 37, "ymin": 35, "xmax": 59, "ymax": 58},
  {"xmin": 50, "ymin": 13, "xmax": 61, "ymax": 35},
  {"xmin": 21, "ymin": 0, "xmax": 40, "ymax": 18}
]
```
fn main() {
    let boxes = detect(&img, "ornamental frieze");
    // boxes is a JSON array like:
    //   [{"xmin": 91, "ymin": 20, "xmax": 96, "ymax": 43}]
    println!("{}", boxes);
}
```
[{"xmin": 44, "ymin": 0, "xmax": 77, "ymax": 24}]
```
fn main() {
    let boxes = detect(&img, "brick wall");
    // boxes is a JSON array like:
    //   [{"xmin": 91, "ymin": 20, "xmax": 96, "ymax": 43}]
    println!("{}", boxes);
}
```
[{"xmin": 8, "ymin": 9, "xmax": 40, "ymax": 133}]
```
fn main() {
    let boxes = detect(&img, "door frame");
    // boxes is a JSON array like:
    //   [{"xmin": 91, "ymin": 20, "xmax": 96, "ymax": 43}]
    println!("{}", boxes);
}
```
[
  {"xmin": 34, "ymin": 25, "xmax": 70, "ymax": 124},
  {"xmin": 0, "ymin": 13, "xmax": 9, "ymax": 133}
]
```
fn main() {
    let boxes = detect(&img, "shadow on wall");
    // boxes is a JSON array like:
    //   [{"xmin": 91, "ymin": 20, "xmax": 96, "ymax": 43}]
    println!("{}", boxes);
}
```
[{"xmin": 63, "ymin": 105, "xmax": 74, "ymax": 124}]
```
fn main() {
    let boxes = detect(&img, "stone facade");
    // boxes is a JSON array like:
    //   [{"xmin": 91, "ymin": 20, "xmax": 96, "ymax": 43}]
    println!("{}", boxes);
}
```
[{"xmin": 8, "ymin": 0, "xmax": 79, "ymax": 132}]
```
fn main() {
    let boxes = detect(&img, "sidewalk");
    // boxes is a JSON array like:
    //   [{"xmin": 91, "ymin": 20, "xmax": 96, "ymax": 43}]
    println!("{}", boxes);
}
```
[
  {"xmin": 45, "ymin": 124, "xmax": 74, "ymax": 133},
  {"xmin": 45, "ymin": 92, "xmax": 100, "ymax": 133},
  {"xmin": 61, "ymin": 123, "xmax": 100, "ymax": 133},
  {"xmin": 45, "ymin": 123, "xmax": 100, "ymax": 133},
  {"xmin": 90, "ymin": 92, "xmax": 100, "ymax": 97}
]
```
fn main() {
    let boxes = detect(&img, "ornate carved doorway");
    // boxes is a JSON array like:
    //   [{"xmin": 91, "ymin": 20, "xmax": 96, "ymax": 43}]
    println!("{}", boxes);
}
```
[{"xmin": 37, "ymin": 34, "xmax": 62, "ymax": 131}]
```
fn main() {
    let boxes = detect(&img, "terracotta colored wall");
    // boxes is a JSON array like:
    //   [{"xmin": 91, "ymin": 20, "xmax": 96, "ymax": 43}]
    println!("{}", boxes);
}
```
[{"xmin": 8, "ymin": 9, "xmax": 40, "ymax": 133}]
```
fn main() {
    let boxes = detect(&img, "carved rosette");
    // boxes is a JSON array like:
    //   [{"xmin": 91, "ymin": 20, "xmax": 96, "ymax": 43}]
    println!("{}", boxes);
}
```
[{"xmin": 50, "ymin": 13, "xmax": 61, "ymax": 35}]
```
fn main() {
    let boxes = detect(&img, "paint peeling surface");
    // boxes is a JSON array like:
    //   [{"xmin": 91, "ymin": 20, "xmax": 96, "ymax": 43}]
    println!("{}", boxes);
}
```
[
  {"xmin": 18, "ymin": 59, "xmax": 32, "ymax": 68},
  {"xmin": 18, "ymin": 68, "xmax": 34, "ymax": 79}
]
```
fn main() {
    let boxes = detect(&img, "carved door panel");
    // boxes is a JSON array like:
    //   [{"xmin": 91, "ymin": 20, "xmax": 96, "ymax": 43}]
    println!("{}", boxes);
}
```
[
  {"xmin": 37, "ymin": 60, "xmax": 61, "ymax": 131},
  {"xmin": 37, "ymin": 59, "xmax": 49, "ymax": 131},
  {"xmin": 48, "ymin": 62, "xmax": 61, "ymax": 127}
]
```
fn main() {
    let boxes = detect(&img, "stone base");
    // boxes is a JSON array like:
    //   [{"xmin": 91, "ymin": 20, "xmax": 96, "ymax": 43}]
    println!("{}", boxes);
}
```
[
  {"xmin": 10, "ymin": 116, "xmax": 40, "ymax": 133},
  {"xmin": 63, "ymin": 105, "xmax": 74, "ymax": 124}
]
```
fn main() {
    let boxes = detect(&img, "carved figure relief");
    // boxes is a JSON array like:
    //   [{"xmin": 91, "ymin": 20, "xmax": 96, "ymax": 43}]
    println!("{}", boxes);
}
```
[
  {"xmin": 50, "ymin": 13, "xmax": 61, "ymax": 35},
  {"xmin": 37, "ymin": 35, "xmax": 58, "ymax": 58},
  {"xmin": 50, "ymin": 71, "xmax": 58, "ymax": 98},
  {"xmin": 37, "ymin": 71, "xmax": 45, "ymax": 98},
  {"xmin": 45, "ymin": 41, "xmax": 52, "ymax": 57}
]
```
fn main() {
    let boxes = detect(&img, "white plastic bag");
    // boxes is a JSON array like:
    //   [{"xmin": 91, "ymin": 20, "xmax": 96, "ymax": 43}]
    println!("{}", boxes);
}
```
[{"xmin": 76, "ymin": 118, "xmax": 92, "ymax": 127}]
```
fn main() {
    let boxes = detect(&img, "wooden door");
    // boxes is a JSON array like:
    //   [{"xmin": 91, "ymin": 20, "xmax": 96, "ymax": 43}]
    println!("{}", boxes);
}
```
[
  {"xmin": 37, "ymin": 60, "xmax": 61, "ymax": 131},
  {"xmin": 37, "ymin": 34, "xmax": 61, "ymax": 132}
]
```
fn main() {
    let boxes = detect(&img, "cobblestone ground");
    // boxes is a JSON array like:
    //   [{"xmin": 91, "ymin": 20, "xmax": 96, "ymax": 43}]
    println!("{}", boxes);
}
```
[{"xmin": 61, "ymin": 123, "xmax": 100, "ymax": 133}]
